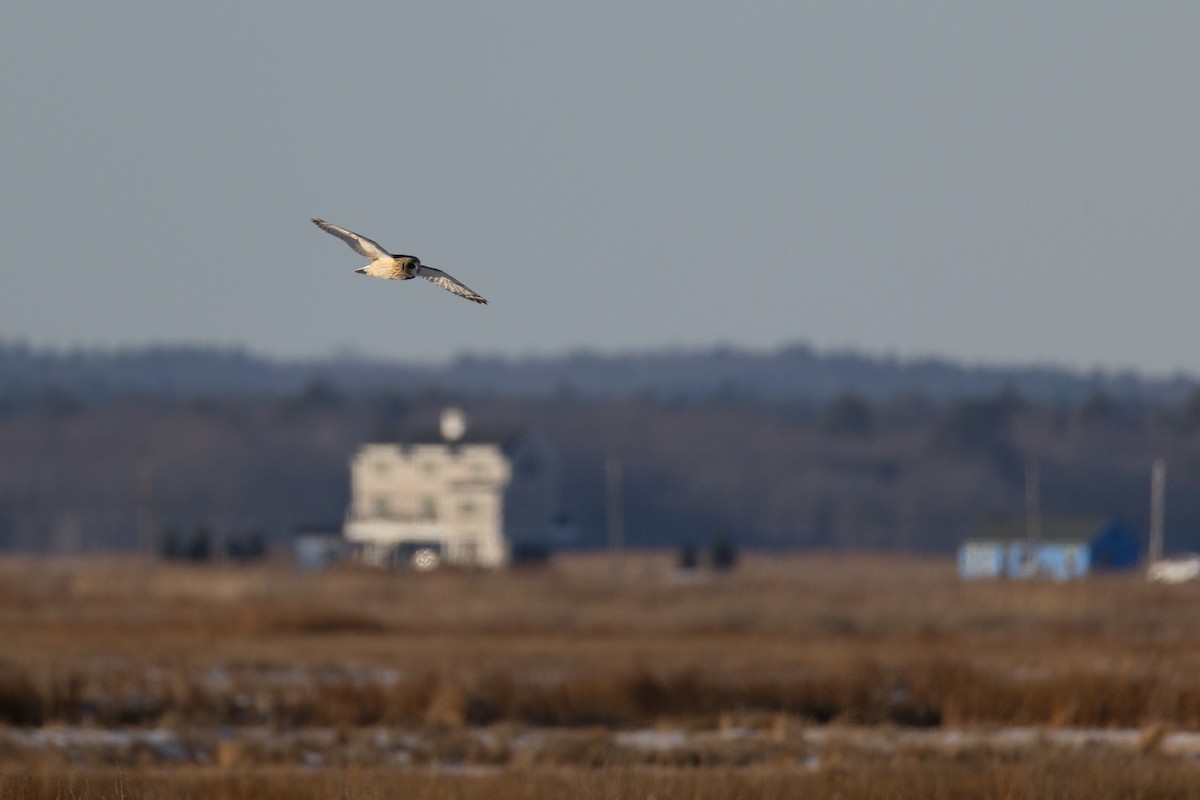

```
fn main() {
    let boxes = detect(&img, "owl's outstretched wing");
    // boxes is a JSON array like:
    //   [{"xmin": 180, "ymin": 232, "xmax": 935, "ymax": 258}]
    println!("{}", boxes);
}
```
[
  {"xmin": 311, "ymin": 218, "xmax": 391, "ymax": 260},
  {"xmin": 417, "ymin": 265, "xmax": 488, "ymax": 304}
]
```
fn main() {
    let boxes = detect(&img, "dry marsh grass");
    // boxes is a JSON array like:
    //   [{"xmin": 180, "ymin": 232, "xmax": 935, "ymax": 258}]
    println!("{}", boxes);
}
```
[
  {"xmin": 3, "ymin": 552, "xmax": 1200, "ymax": 797},
  {"xmin": 4, "ymin": 755, "xmax": 1200, "ymax": 800}
]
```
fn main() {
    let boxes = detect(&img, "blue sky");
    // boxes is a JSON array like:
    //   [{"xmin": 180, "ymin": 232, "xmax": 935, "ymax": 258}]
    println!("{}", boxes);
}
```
[{"xmin": 3, "ymin": 2, "xmax": 1199, "ymax": 374}]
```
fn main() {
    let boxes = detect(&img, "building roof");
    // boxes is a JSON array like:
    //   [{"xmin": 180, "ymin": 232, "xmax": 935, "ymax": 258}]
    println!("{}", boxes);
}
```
[
  {"xmin": 400, "ymin": 426, "xmax": 527, "ymax": 449},
  {"xmin": 365, "ymin": 408, "xmax": 553, "ymax": 459},
  {"xmin": 968, "ymin": 514, "xmax": 1109, "ymax": 544}
]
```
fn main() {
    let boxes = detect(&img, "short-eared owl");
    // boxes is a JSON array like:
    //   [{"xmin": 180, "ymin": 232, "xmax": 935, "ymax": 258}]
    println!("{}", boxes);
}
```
[{"xmin": 312, "ymin": 218, "xmax": 487, "ymax": 305}]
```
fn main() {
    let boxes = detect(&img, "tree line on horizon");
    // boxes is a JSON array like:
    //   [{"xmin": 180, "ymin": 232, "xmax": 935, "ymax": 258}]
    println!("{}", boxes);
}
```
[
  {"xmin": 1, "ymin": 342, "xmax": 1200, "ymax": 557},
  {"xmin": 0, "ymin": 339, "xmax": 1193, "ymax": 406}
]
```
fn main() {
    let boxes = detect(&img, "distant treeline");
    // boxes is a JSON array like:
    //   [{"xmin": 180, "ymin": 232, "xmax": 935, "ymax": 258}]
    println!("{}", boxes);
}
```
[
  {"xmin": 1, "ymin": 341, "xmax": 1199, "ymax": 556},
  {"xmin": 0, "ymin": 339, "xmax": 1194, "ymax": 406}
]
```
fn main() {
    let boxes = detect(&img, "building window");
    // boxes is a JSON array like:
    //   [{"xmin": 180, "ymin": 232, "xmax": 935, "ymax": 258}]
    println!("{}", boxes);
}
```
[
  {"xmin": 420, "ymin": 496, "xmax": 438, "ymax": 521},
  {"xmin": 374, "ymin": 497, "xmax": 392, "ymax": 518},
  {"xmin": 459, "ymin": 499, "xmax": 478, "ymax": 517}
]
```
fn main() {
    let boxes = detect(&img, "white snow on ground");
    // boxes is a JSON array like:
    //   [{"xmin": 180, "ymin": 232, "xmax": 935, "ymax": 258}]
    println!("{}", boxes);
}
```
[{"xmin": 7, "ymin": 723, "xmax": 1200, "ymax": 767}]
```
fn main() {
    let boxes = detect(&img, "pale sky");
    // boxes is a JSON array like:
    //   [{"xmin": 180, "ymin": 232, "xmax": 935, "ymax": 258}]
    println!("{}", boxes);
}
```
[{"xmin": 3, "ymin": 3, "xmax": 1199, "ymax": 374}]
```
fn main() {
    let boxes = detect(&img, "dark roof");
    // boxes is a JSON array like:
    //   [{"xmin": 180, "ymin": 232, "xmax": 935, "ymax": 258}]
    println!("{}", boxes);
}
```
[
  {"xmin": 393, "ymin": 425, "xmax": 543, "ymax": 457},
  {"xmin": 968, "ymin": 514, "xmax": 1108, "ymax": 544}
]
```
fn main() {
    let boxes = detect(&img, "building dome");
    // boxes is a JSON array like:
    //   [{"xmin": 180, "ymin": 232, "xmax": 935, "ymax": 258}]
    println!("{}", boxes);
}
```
[{"xmin": 440, "ymin": 407, "xmax": 467, "ymax": 442}]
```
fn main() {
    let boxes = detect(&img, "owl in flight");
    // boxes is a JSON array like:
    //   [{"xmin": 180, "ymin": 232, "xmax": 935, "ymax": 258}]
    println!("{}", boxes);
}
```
[{"xmin": 312, "ymin": 218, "xmax": 488, "ymax": 304}]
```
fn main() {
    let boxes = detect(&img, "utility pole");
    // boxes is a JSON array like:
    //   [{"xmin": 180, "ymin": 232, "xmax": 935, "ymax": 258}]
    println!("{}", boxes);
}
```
[
  {"xmin": 1025, "ymin": 454, "xmax": 1041, "ymax": 542},
  {"xmin": 605, "ymin": 457, "xmax": 624, "ymax": 574},
  {"xmin": 1149, "ymin": 458, "xmax": 1166, "ymax": 564},
  {"xmin": 136, "ymin": 457, "xmax": 154, "ymax": 554}
]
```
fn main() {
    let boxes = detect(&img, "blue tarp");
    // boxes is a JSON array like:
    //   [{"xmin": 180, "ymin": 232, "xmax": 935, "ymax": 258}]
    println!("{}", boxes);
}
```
[{"xmin": 1089, "ymin": 519, "xmax": 1140, "ymax": 570}]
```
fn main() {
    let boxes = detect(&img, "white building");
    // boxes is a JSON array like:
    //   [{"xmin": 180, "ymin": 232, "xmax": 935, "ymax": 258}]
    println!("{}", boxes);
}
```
[{"xmin": 343, "ymin": 409, "xmax": 559, "ymax": 569}]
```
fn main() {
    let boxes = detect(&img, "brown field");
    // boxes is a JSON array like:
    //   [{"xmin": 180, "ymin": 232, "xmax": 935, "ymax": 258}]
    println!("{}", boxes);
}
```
[{"xmin": 2, "ymin": 552, "xmax": 1200, "ymax": 798}]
